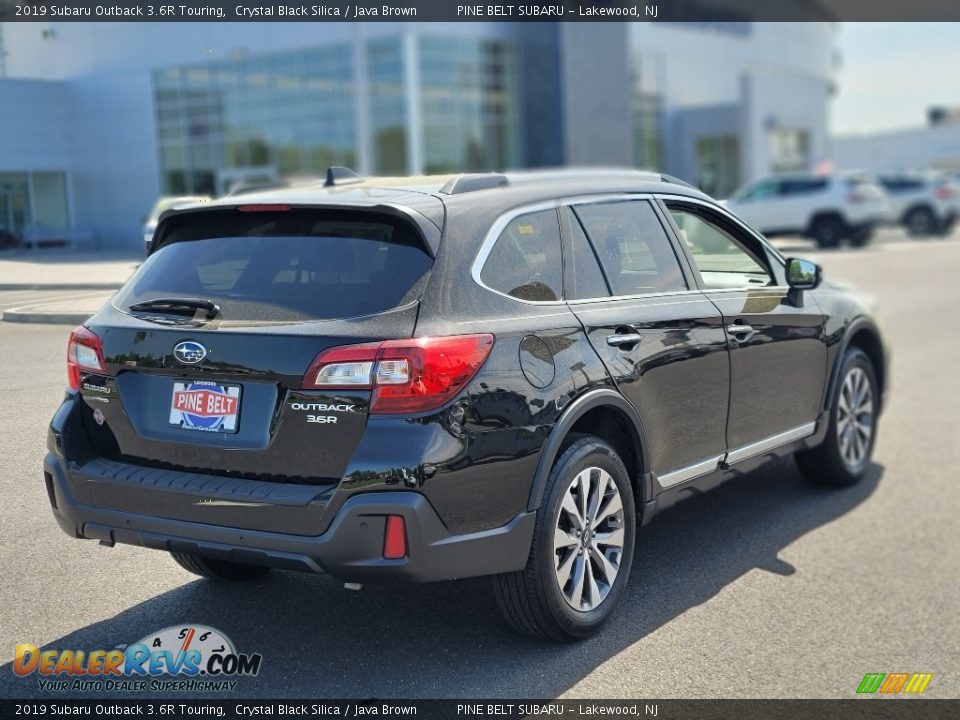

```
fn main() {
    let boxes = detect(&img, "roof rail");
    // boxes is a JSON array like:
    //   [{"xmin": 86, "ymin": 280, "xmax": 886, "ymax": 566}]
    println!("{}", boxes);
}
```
[
  {"xmin": 660, "ymin": 173, "xmax": 697, "ymax": 190},
  {"xmin": 439, "ymin": 173, "xmax": 509, "ymax": 195},
  {"xmin": 325, "ymin": 166, "xmax": 364, "ymax": 187}
]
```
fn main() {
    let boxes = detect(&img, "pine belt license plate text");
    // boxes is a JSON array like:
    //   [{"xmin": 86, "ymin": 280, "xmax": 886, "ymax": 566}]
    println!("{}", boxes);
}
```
[{"xmin": 169, "ymin": 381, "xmax": 241, "ymax": 433}]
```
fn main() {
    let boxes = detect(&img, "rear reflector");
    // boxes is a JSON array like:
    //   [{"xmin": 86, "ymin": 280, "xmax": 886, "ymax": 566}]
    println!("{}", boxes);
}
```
[
  {"xmin": 302, "ymin": 334, "xmax": 494, "ymax": 414},
  {"xmin": 383, "ymin": 515, "xmax": 407, "ymax": 559}
]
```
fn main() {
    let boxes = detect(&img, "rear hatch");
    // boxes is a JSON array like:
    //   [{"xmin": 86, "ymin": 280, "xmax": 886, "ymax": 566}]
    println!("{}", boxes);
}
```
[{"xmin": 78, "ymin": 206, "xmax": 434, "ymax": 485}]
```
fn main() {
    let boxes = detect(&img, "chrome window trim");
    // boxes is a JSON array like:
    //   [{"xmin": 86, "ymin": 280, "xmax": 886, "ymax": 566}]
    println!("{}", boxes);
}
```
[
  {"xmin": 469, "ymin": 192, "xmax": 789, "ymax": 306},
  {"xmin": 702, "ymin": 286, "xmax": 790, "ymax": 295},
  {"xmin": 471, "ymin": 193, "xmax": 695, "ymax": 306},
  {"xmin": 725, "ymin": 422, "xmax": 817, "ymax": 465},
  {"xmin": 471, "ymin": 199, "xmax": 569, "ymax": 306}
]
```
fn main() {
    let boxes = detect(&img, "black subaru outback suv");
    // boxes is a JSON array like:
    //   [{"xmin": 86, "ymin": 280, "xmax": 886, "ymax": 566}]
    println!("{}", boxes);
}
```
[{"xmin": 45, "ymin": 169, "xmax": 887, "ymax": 640}]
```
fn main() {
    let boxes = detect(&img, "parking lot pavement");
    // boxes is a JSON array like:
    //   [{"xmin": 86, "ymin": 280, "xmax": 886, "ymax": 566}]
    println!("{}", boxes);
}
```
[
  {"xmin": 0, "ymin": 289, "xmax": 115, "ymax": 324},
  {"xmin": 0, "ymin": 249, "xmax": 133, "ymax": 322},
  {"xmin": 0, "ymin": 236, "xmax": 958, "ymax": 700},
  {"xmin": 0, "ymin": 249, "xmax": 139, "ymax": 290}
]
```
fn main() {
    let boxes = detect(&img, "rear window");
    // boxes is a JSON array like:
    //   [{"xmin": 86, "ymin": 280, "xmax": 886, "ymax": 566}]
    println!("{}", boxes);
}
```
[{"xmin": 115, "ymin": 209, "xmax": 432, "ymax": 322}]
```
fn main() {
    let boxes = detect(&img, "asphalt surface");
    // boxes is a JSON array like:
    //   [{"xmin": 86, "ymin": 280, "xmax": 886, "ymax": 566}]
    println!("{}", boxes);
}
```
[
  {"xmin": 0, "ymin": 288, "xmax": 115, "ymax": 324},
  {"xmin": 0, "ymin": 234, "xmax": 958, "ymax": 700}
]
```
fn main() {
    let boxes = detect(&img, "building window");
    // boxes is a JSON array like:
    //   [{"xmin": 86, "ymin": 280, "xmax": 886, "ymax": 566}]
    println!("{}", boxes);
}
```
[
  {"xmin": 368, "ymin": 38, "xmax": 407, "ymax": 175},
  {"xmin": 0, "ymin": 172, "xmax": 31, "ymax": 238},
  {"xmin": 631, "ymin": 53, "xmax": 663, "ymax": 171},
  {"xmin": 769, "ymin": 128, "xmax": 810, "ymax": 174},
  {"xmin": 419, "ymin": 37, "xmax": 521, "ymax": 173},
  {"xmin": 632, "ymin": 93, "xmax": 662, "ymax": 171},
  {"xmin": 153, "ymin": 45, "xmax": 357, "ymax": 196},
  {"xmin": 0, "ymin": 171, "xmax": 70, "ymax": 240},
  {"xmin": 695, "ymin": 136, "xmax": 741, "ymax": 198}
]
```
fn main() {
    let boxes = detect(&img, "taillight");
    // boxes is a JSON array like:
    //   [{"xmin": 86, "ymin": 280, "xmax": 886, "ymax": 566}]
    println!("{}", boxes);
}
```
[
  {"xmin": 67, "ymin": 326, "xmax": 106, "ymax": 391},
  {"xmin": 935, "ymin": 185, "xmax": 955, "ymax": 201},
  {"xmin": 302, "ymin": 334, "xmax": 494, "ymax": 414}
]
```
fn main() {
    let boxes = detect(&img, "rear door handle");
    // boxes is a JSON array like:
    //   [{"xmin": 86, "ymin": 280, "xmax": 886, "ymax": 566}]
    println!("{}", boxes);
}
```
[
  {"xmin": 726, "ymin": 324, "xmax": 756, "ymax": 343},
  {"xmin": 606, "ymin": 326, "xmax": 642, "ymax": 348}
]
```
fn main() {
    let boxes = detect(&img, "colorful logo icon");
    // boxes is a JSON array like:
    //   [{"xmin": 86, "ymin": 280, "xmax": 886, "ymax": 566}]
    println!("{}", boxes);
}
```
[{"xmin": 857, "ymin": 672, "xmax": 933, "ymax": 695}]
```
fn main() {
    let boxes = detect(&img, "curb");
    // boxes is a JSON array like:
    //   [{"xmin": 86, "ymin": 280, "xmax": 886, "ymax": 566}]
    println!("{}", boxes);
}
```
[
  {"xmin": 2, "ymin": 310, "xmax": 93, "ymax": 325},
  {"xmin": 0, "ymin": 283, "xmax": 123, "ymax": 291}
]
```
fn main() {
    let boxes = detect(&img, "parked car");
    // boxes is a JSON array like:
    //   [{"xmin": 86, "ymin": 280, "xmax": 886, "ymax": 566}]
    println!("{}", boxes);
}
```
[
  {"xmin": 45, "ymin": 169, "xmax": 887, "ymax": 641},
  {"xmin": 724, "ymin": 173, "xmax": 889, "ymax": 248},
  {"xmin": 869, "ymin": 171, "xmax": 959, "ymax": 237},
  {"xmin": 142, "ymin": 196, "xmax": 211, "ymax": 253}
]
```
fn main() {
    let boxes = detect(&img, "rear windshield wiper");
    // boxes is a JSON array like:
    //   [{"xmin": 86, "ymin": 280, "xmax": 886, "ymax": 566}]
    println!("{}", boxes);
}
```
[{"xmin": 128, "ymin": 298, "xmax": 220, "ymax": 319}]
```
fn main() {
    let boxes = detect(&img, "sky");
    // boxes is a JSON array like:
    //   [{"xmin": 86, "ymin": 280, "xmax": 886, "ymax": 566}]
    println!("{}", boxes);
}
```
[{"xmin": 832, "ymin": 23, "xmax": 960, "ymax": 136}]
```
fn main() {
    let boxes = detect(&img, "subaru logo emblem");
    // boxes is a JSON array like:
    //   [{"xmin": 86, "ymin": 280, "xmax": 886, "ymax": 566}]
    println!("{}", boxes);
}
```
[{"xmin": 173, "ymin": 341, "xmax": 207, "ymax": 365}]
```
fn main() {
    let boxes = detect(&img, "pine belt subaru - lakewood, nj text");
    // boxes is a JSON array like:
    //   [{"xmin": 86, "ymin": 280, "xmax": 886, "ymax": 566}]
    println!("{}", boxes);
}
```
[{"xmin": 44, "ymin": 169, "xmax": 888, "ymax": 640}]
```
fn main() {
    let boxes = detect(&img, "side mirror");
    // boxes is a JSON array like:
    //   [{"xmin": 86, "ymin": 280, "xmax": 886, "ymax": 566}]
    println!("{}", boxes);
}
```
[{"xmin": 786, "ymin": 257, "xmax": 821, "ymax": 290}]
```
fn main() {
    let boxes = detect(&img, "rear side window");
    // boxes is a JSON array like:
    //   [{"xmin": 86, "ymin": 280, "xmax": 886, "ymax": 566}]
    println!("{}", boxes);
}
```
[
  {"xmin": 115, "ymin": 209, "xmax": 432, "ymax": 322},
  {"xmin": 779, "ymin": 178, "xmax": 828, "ymax": 195},
  {"xmin": 736, "ymin": 179, "xmax": 777, "ymax": 202},
  {"xmin": 573, "ymin": 200, "xmax": 687, "ymax": 296},
  {"xmin": 564, "ymin": 208, "xmax": 610, "ymax": 300},
  {"xmin": 480, "ymin": 209, "xmax": 563, "ymax": 302},
  {"xmin": 877, "ymin": 177, "xmax": 925, "ymax": 193}
]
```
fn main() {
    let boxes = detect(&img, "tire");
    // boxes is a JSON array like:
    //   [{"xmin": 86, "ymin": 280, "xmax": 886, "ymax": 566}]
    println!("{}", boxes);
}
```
[
  {"xmin": 493, "ymin": 436, "xmax": 636, "ymax": 641},
  {"xmin": 937, "ymin": 216, "xmax": 956, "ymax": 237},
  {"xmin": 170, "ymin": 552, "xmax": 271, "ymax": 581},
  {"xmin": 904, "ymin": 206, "xmax": 937, "ymax": 237},
  {"xmin": 847, "ymin": 227, "xmax": 873, "ymax": 248},
  {"xmin": 809, "ymin": 215, "xmax": 845, "ymax": 249},
  {"xmin": 796, "ymin": 348, "xmax": 878, "ymax": 487}
]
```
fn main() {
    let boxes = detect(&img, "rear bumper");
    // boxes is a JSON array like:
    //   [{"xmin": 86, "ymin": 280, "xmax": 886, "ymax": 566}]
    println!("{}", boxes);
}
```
[{"xmin": 43, "ymin": 451, "xmax": 536, "ymax": 583}]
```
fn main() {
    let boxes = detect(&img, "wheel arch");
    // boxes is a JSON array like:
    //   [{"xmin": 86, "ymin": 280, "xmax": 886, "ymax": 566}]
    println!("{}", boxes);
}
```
[
  {"xmin": 527, "ymin": 389, "xmax": 651, "ymax": 513},
  {"xmin": 806, "ymin": 209, "xmax": 846, "ymax": 234},
  {"xmin": 901, "ymin": 201, "xmax": 935, "ymax": 221},
  {"xmin": 825, "ymin": 317, "xmax": 887, "ymax": 416}
]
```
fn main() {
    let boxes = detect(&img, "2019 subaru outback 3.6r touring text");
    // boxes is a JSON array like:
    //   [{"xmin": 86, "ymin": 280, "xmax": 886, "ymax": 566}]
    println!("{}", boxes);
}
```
[{"xmin": 44, "ymin": 169, "xmax": 888, "ymax": 641}]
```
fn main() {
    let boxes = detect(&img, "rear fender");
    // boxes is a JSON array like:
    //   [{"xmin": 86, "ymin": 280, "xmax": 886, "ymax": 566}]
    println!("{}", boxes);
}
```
[{"xmin": 526, "ymin": 388, "xmax": 652, "ymax": 511}]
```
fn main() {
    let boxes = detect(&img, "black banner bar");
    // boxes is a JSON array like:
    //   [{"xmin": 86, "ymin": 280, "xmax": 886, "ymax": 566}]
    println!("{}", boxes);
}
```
[
  {"xmin": 2, "ymin": 700, "xmax": 959, "ymax": 719},
  {"xmin": 2, "ymin": 0, "xmax": 960, "ymax": 22}
]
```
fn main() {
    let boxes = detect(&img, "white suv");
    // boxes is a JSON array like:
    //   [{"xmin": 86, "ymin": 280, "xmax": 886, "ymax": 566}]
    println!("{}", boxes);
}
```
[
  {"xmin": 724, "ymin": 173, "xmax": 889, "ymax": 248},
  {"xmin": 872, "ymin": 172, "xmax": 959, "ymax": 237}
]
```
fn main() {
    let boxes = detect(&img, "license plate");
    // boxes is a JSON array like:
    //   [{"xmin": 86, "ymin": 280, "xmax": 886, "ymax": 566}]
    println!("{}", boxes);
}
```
[{"xmin": 169, "ymin": 381, "xmax": 241, "ymax": 433}]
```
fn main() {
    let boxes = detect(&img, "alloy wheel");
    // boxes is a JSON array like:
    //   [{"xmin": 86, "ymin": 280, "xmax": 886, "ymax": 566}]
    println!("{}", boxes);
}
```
[
  {"xmin": 553, "ymin": 466, "xmax": 626, "ymax": 612},
  {"xmin": 837, "ymin": 366, "xmax": 874, "ymax": 468}
]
